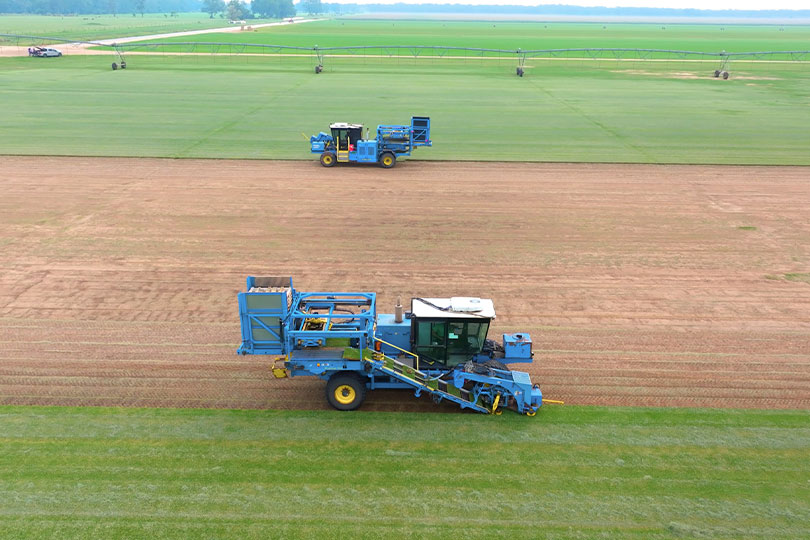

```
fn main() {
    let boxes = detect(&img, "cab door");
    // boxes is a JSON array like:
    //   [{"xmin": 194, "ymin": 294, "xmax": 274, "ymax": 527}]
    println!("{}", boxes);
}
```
[
  {"xmin": 331, "ymin": 128, "xmax": 350, "ymax": 162},
  {"xmin": 413, "ymin": 320, "xmax": 447, "ymax": 365}
]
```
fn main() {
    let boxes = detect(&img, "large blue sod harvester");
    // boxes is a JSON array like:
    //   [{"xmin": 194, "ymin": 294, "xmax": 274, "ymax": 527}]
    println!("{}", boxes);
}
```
[
  {"xmin": 237, "ymin": 276, "xmax": 543, "ymax": 415},
  {"xmin": 309, "ymin": 116, "xmax": 431, "ymax": 168}
]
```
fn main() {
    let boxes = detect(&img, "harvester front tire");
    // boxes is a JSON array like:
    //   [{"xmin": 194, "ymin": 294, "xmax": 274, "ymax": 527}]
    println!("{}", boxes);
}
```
[
  {"xmin": 326, "ymin": 373, "xmax": 366, "ymax": 411},
  {"xmin": 714, "ymin": 70, "xmax": 720, "ymax": 77},
  {"xmin": 320, "ymin": 152, "xmax": 336, "ymax": 167},
  {"xmin": 722, "ymin": 71, "xmax": 729, "ymax": 80},
  {"xmin": 111, "ymin": 62, "xmax": 118, "ymax": 70},
  {"xmin": 379, "ymin": 152, "xmax": 396, "ymax": 169}
]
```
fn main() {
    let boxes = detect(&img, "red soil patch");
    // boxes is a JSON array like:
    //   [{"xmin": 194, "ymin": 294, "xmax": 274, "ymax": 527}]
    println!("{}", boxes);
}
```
[{"xmin": 1, "ymin": 157, "xmax": 808, "ymax": 411}]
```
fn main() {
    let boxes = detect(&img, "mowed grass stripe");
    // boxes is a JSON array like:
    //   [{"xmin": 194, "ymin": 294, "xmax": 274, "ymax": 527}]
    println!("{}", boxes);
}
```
[
  {"xmin": 145, "ymin": 20, "xmax": 810, "ymax": 54},
  {"xmin": 1, "ymin": 43, "xmax": 809, "ymax": 164},
  {"xmin": 0, "ymin": 405, "xmax": 808, "ymax": 538}
]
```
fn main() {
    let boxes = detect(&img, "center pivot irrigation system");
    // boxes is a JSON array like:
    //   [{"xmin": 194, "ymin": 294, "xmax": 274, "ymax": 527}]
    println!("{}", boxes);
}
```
[
  {"xmin": 237, "ymin": 277, "xmax": 559, "ymax": 415},
  {"xmin": 3, "ymin": 34, "xmax": 808, "ymax": 78}
]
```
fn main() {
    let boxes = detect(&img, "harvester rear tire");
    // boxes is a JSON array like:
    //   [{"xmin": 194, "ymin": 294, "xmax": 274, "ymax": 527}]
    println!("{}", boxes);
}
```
[
  {"xmin": 722, "ymin": 71, "xmax": 729, "ymax": 80},
  {"xmin": 379, "ymin": 152, "xmax": 396, "ymax": 169},
  {"xmin": 714, "ymin": 70, "xmax": 720, "ymax": 77},
  {"xmin": 326, "ymin": 373, "xmax": 366, "ymax": 411},
  {"xmin": 320, "ymin": 152, "xmax": 336, "ymax": 167},
  {"xmin": 111, "ymin": 62, "xmax": 118, "ymax": 70}
]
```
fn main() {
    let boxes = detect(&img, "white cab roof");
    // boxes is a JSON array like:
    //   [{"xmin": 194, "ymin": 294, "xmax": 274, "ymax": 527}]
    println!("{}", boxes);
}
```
[
  {"xmin": 330, "ymin": 122, "xmax": 363, "ymax": 129},
  {"xmin": 411, "ymin": 297, "xmax": 496, "ymax": 319}
]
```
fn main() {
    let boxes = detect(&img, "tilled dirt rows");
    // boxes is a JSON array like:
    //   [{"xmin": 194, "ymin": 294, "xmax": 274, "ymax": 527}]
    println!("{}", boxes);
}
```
[{"xmin": 1, "ymin": 156, "xmax": 808, "ymax": 411}]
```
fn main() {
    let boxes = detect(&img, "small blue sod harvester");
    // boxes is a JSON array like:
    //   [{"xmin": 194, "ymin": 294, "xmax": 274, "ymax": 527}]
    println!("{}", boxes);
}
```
[
  {"xmin": 309, "ymin": 116, "xmax": 431, "ymax": 168},
  {"xmin": 237, "ymin": 277, "xmax": 543, "ymax": 415}
]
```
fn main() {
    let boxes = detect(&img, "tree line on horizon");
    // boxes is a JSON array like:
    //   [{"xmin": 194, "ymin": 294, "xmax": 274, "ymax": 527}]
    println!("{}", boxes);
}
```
[
  {"xmin": 1, "ymin": 0, "xmax": 196, "ymax": 15},
  {"xmin": 321, "ymin": 2, "xmax": 809, "ymax": 18},
  {"xmin": 1, "ymin": 0, "xmax": 807, "ymax": 18}
]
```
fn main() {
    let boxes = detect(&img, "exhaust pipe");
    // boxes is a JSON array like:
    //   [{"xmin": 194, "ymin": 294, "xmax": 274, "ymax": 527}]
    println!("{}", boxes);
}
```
[{"xmin": 394, "ymin": 296, "xmax": 403, "ymax": 323}]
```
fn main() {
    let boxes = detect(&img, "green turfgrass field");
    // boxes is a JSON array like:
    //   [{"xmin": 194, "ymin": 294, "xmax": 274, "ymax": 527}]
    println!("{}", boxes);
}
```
[
  {"xmin": 1, "ymin": 405, "xmax": 808, "ymax": 539},
  {"xmin": 147, "ymin": 19, "xmax": 810, "ymax": 53},
  {"xmin": 3, "ymin": 20, "xmax": 810, "ymax": 539},
  {"xmin": 1, "ymin": 51, "xmax": 808, "ymax": 164},
  {"xmin": 0, "ymin": 13, "xmax": 277, "ymax": 42}
]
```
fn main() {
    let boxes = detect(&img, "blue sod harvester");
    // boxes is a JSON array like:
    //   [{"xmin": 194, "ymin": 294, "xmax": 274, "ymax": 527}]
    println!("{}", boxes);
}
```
[
  {"xmin": 237, "ymin": 276, "xmax": 543, "ymax": 415},
  {"xmin": 309, "ymin": 116, "xmax": 431, "ymax": 168}
]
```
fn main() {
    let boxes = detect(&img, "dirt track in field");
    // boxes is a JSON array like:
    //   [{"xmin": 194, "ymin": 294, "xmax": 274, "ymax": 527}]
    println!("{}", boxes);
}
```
[{"xmin": 1, "ymin": 157, "xmax": 808, "ymax": 412}]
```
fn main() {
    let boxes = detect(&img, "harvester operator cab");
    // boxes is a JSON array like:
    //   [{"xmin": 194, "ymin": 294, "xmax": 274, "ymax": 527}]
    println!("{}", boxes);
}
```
[
  {"xmin": 410, "ymin": 297, "xmax": 495, "ymax": 368},
  {"xmin": 329, "ymin": 123, "xmax": 363, "ymax": 156}
]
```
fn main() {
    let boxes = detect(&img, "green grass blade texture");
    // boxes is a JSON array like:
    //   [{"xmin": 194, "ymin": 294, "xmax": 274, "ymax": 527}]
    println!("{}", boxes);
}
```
[
  {"xmin": 1, "ymin": 405, "xmax": 809, "ymax": 539},
  {"xmin": 1, "ymin": 21, "xmax": 810, "ymax": 164}
]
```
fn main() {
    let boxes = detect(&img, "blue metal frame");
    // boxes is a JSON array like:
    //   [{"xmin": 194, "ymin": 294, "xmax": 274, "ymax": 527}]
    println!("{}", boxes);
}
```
[
  {"xmin": 237, "ymin": 276, "xmax": 294, "ymax": 355},
  {"xmin": 286, "ymin": 291, "xmax": 376, "ymax": 349}
]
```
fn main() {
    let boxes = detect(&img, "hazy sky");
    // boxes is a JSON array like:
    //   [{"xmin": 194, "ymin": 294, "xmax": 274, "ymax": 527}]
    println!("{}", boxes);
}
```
[{"xmin": 338, "ymin": 0, "xmax": 806, "ymax": 9}]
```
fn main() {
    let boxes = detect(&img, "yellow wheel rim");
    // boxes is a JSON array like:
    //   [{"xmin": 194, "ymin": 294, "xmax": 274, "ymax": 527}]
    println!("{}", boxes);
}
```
[
  {"xmin": 526, "ymin": 410, "xmax": 537, "ymax": 417},
  {"xmin": 323, "ymin": 155, "xmax": 333, "ymax": 164},
  {"xmin": 383, "ymin": 156, "xmax": 393, "ymax": 166},
  {"xmin": 334, "ymin": 384, "xmax": 356, "ymax": 405}
]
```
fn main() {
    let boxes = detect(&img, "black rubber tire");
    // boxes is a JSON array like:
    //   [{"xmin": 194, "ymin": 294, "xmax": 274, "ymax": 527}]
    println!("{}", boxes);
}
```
[
  {"xmin": 714, "ymin": 70, "xmax": 720, "ymax": 78},
  {"xmin": 326, "ymin": 373, "xmax": 366, "ymax": 411},
  {"xmin": 722, "ymin": 71, "xmax": 729, "ymax": 80},
  {"xmin": 379, "ymin": 152, "xmax": 396, "ymax": 169},
  {"xmin": 320, "ymin": 152, "xmax": 336, "ymax": 167},
  {"xmin": 111, "ymin": 62, "xmax": 118, "ymax": 70}
]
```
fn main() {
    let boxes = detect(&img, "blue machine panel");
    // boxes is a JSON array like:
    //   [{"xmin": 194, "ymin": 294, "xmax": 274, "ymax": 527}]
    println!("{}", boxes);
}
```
[
  {"xmin": 310, "ymin": 132, "xmax": 332, "ymax": 154},
  {"xmin": 237, "ymin": 276, "xmax": 293, "ymax": 355},
  {"xmin": 376, "ymin": 313, "xmax": 411, "ymax": 355},
  {"xmin": 356, "ymin": 140, "xmax": 378, "ymax": 163},
  {"xmin": 502, "ymin": 333, "xmax": 532, "ymax": 363},
  {"xmin": 411, "ymin": 117, "xmax": 431, "ymax": 146}
]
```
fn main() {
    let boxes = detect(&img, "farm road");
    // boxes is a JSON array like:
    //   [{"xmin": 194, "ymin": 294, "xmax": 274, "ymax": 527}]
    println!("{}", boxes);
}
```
[{"xmin": 0, "ymin": 17, "xmax": 323, "ymax": 56}]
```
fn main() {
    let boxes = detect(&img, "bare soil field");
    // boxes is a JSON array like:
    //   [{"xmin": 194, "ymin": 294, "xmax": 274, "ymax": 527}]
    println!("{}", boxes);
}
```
[{"xmin": 1, "ymin": 157, "xmax": 808, "ymax": 411}]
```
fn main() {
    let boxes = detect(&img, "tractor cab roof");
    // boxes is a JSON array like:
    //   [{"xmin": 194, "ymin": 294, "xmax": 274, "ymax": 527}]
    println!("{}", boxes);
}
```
[
  {"xmin": 410, "ymin": 297, "xmax": 495, "ymax": 319},
  {"xmin": 330, "ymin": 122, "xmax": 363, "ymax": 130}
]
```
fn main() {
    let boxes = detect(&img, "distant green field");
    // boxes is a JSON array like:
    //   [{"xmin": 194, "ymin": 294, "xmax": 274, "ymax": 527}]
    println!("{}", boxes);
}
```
[
  {"xmin": 0, "ymin": 13, "xmax": 276, "ymax": 42},
  {"xmin": 143, "ymin": 20, "xmax": 810, "ymax": 54},
  {"xmin": 1, "ymin": 51, "xmax": 808, "ymax": 164},
  {"xmin": 1, "ymin": 405, "xmax": 808, "ymax": 539}
]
